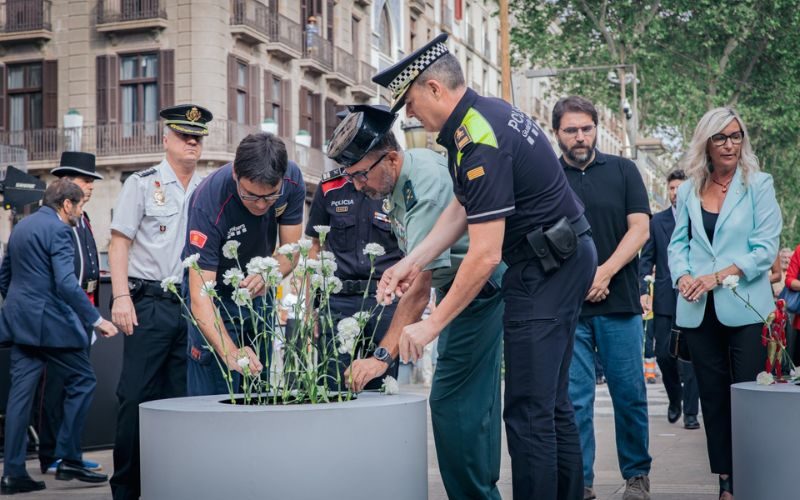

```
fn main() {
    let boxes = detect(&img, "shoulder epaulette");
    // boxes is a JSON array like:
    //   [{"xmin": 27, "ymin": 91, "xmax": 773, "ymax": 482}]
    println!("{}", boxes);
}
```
[
  {"xmin": 133, "ymin": 167, "xmax": 157, "ymax": 178},
  {"xmin": 321, "ymin": 167, "xmax": 345, "ymax": 182},
  {"xmin": 320, "ymin": 176, "xmax": 349, "ymax": 196}
]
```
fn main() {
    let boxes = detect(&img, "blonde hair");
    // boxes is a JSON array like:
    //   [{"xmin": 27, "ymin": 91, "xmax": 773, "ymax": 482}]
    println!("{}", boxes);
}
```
[{"xmin": 679, "ymin": 107, "xmax": 760, "ymax": 195}]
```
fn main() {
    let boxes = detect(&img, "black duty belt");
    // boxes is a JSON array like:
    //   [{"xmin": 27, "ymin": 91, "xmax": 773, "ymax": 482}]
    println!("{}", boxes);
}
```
[
  {"xmin": 129, "ymin": 278, "xmax": 181, "ymax": 301},
  {"xmin": 336, "ymin": 279, "xmax": 379, "ymax": 296},
  {"xmin": 503, "ymin": 214, "xmax": 592, "ymax": 267}
]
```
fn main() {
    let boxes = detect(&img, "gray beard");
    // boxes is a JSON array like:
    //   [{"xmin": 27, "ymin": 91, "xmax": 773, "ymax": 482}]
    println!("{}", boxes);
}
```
[{"xmin": 558, "ymin": 137, "xmax": 597, "ymax": 166}]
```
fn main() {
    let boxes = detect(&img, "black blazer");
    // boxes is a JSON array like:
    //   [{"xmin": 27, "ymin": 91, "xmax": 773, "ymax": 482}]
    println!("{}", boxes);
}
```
[{"xmin": 639, "ymin": 207, "xmax": 677, "ymax": 316}]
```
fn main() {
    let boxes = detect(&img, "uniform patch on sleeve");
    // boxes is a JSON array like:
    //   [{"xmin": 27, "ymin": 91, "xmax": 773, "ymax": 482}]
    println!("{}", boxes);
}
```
[
  {"xmin": 403, "ymin": 180, "xmax": 418, "ymax": 211},
  {"xmin": 189, "ymin": 230, "xmax": 208, "ymax": 249},
  {"xmin": 454, "ymin": 125, "xmax": 472, "ymax": 151},
  {"xmin": 275, "ymin": 203, "xmax": 288, "ymax": 217},
  {"xmin": 374, "ymin": 211, "xmax": 390, "ymax": 223},
  {"xmin": 466, "ymin": 166, "xmax": 485, "ymax": 181}
]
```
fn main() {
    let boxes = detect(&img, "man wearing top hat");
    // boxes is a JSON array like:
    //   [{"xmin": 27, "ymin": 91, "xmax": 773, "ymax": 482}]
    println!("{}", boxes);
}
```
[
  {"xmin": 373, "ymin": 34, "xmax": 597, "ymax": 499},
  {"xmin": 36, "ymin": 152, "xmax": 105, "ymax": 476},
  {"xmin": 108, "ymin": 104, "xmax": 211, "ymax": 500},
  {"xmin": 328, "ymin": 104, "xmax": 506, "ymax": 498}
]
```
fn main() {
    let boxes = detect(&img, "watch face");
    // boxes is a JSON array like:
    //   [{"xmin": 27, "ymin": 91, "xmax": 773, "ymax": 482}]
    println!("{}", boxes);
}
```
[{"xmin": 374, "ymin": 347, "xmax": 389, "ymax": 361}]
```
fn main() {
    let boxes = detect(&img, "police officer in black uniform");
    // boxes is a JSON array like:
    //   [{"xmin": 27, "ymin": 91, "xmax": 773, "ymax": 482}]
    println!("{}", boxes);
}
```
[
  {"xmin": 306, "ymin": 135, "xmax": 403, "ymax": 389},
  {"xmin": 373, "ymin": 34, "xmax": 597, "ymax": 499},
  {"xmin": 37, "ymin": 152, "xmax": 104, "ymax": 475}
]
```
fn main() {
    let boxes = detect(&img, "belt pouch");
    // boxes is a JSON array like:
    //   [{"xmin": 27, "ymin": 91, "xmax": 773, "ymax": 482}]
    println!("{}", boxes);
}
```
[
  {"xmin": 544, "ymin": 216, "xmax": 578, "ymax": 260},
  {"xmin": 526, "ymin": 227, "xmax": 560, "ymax": 274}
]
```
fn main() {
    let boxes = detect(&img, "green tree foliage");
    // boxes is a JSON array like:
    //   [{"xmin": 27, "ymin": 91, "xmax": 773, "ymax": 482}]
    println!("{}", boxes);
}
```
[{"xmin": 511, "ymin": 0, "xmax": 800, "ymax": 244}]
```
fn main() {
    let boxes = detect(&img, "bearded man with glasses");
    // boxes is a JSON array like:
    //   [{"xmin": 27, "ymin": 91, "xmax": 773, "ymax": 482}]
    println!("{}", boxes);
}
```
[{"xmin": 182, "ymin": 132, "xmax": 305, "ymax": 396}]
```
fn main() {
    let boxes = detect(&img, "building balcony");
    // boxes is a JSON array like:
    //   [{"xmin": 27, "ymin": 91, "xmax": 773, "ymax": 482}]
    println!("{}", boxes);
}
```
[
  {"xmin": 409, "ymin": 0, "xmax": 424, "ymax": 15},
  {"xmin": 229, "ymin": 0, "xmax": 271, "ymax": 46},
  {"xmin": 351, "ymin": 60, "xmax": 377, "ymax": 100},
  {"xmin": 326, "ymin": 46, "xmax": 356, "ymax": 88},
  {"xmin": 0, "ymin": 0, "xmax": 52, "ymax": 45},
  {"xmin": 299, "ymin": 31, "xmax": 333, "ymax": 74},
  {"xmin": 353, "ymin": 0, "xmax": 371, "ymax": 7},
  {"xmin": 265, "ymin": 14, "xmax": 302, "ymax": 60},
  {"xmin": 96, "ymin": 0, "xmax": 167, "ymax": 35}
]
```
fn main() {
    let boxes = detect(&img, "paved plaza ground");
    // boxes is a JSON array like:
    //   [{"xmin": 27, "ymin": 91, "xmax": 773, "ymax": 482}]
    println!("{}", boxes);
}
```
[{"xmin": 2, "ymin": 381, "xmax": 717, "ymax": 499}]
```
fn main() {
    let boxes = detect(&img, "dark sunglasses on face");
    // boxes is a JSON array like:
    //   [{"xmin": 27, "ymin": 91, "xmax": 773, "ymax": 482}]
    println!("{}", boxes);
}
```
[
  {"xmin": 710, "ymin": 130, "xmax": 744, "ymax": 147},
  {"xmin": 343, "ymin": 153, "xmax": 388, "ymax": 183},
  {"xmin": 236, "ymin": 179, "xmax": 283, "ymax": 202}
]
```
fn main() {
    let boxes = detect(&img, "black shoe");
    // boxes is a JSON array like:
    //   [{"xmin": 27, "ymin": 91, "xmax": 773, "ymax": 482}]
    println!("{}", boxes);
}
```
[
  {"xmin": 1, "ymin": 475, "xmax": 46, "ymax": 494},
  {"xmin": 39, "ymin": 456, "xmax": 54, "ymax": 475},
  {"xmin": 684, "ymin": 415, "xmax": 700, "ymax": 429},
  {"xmin": 667, "ymin": 403, "xmax": 681, "ymax": 424},
  {"xmin": 55, "ymin": 460, "xmax": 108, "ymax": 483}
]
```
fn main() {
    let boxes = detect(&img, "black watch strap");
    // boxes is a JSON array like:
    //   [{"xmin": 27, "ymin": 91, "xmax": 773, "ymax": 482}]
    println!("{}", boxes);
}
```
[{"xmin": 374, "ymin": 346, "xmax": 393, "ymax": 366}]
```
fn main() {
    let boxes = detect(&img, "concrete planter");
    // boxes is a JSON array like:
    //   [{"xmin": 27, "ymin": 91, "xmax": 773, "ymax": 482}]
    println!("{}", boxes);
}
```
[
  {"xmin": 140, "ymin": 392, "xmax": 428, "ymax": 500},
  {"xmin": 731, "ymin": 381, "xmax": 800, "ymax": 500}
]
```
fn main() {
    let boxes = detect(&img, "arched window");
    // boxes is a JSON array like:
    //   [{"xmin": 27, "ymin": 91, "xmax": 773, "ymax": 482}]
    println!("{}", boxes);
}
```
[{"xmin": 378, "ymin": 7, "xmax": 392, "ymax": 56}]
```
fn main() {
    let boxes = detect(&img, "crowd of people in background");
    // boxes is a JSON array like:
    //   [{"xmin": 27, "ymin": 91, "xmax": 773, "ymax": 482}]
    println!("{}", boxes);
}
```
[{"xmin": 0, "ymin": 31, "xmax": 790, "ymax": 500}]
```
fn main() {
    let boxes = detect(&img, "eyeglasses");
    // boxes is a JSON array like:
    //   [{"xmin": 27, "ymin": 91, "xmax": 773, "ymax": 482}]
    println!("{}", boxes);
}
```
[
  {"xmin": 560, "ymin": 124, "xmax": 596, "ymax": 136},
  {"xmin": 236, "ymin": 179, "xmax": 284, "ymax": 202},
  {"xmin": 710, "ymin": 130, "xmax": 744, "ymax": 147},
  {"xmin": 343, "ymin": 153, "xmax": 388, "ymax": 183}
]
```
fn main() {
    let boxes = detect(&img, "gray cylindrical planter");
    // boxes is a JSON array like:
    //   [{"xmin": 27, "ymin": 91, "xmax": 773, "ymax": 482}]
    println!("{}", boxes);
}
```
[
  {"xmin": 140, "ymin": 393, "xmax": 428, "ymax": 500},
  {"xmin": 731, "ymin": 381, "xmax": 800, "ymax": 500}
]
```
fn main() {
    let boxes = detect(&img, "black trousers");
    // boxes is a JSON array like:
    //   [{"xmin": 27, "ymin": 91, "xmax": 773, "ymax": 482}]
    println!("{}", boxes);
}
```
[
  {"xmin": 502, "ymin": 234, "xmax": 596, "ymax": 500},
  {"xmin": 653, "ymin": 314, "xmax": 699, "ymax": 416},
  {"xmin": 110, "ymin": 294, "xmax": 186, "ymax": 500},
  {"xmin": 683, "ymin": 295, "xmax": 765, "ymax": 474}
]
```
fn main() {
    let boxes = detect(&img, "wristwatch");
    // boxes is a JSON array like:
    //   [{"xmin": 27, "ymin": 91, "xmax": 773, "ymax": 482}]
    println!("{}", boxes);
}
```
[{"xmin": 374, "ymin": 347, "xmax": 393, "ymax": 366}]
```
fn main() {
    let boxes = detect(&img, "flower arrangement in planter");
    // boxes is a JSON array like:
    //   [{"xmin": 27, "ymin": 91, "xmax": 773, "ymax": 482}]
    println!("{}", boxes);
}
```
[
  {"xmin": 161, "ymin": 226, "xmax": 395, "ymax": 404},
  {"xmin": 723, "ymin": 275, "xmax": 800, "ymax": 384}
]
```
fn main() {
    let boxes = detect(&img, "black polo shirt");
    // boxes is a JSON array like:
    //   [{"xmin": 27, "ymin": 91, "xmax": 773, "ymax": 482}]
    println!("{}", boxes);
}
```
[
  {"xmin": 562, "ymin": 150, "xmax": 651, "ymax": 317},
  {"xmin": 437, "ymin": 88, "xmax": 585, "ymax": 256},
  {"xmin": 305, "ymin": 176, "xmax": 402, "ymax": 280}
]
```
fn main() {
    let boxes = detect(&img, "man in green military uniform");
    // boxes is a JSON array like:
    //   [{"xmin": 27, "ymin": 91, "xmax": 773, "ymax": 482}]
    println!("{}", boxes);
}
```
[{"xmin": 327, "ymin": 104, "xmax": 505, "ymax": 499}]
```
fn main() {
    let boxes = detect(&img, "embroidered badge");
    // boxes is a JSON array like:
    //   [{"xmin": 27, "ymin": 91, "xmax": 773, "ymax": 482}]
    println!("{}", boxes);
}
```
[
  {"xmin": 153, "ymin": 180, "xmax": 166, "ymax": 206},
  {"xmin": 275, "ymin": 203, "xmax": 288, "ymax": 217},
  {"xmin": 189, "ymin": 230, "xmax": 208, "ymax": 249},
  {"xmin": 455, "ymin": 125, "xmax": 472, "ymax": 151},
  {"xmin": 467, "ymin": 166, "xmax": 485, "ymax": 181},
  {"xmin": 382, "ymin": 197, "xmax": 393, "ymax": 213},
  {"xmin": 403, "ymin": 180, "xmax": 418, "ymax": 211},
  {"xmin": 186, "ymin": 106, "xmax": 202, "ymax": 122}
]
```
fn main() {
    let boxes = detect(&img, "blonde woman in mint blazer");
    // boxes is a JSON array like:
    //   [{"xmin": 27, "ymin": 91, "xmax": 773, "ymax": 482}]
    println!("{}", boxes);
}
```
[{"xmin": 667, "ymin": 107, "xmax": 781, "ymax": 500}]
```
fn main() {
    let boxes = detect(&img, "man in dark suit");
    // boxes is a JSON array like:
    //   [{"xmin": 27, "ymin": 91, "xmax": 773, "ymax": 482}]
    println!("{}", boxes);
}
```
[
  {"xmin": 639, "ymin": 169, "xmax": 700, "ymax": 430},
  {"xmin": 37, "ymin": 152, "xmax": 105, "ymax": 475},
  {"xmin": 0, "ymin": 179, "xmax": 118, "ymax": 495}
]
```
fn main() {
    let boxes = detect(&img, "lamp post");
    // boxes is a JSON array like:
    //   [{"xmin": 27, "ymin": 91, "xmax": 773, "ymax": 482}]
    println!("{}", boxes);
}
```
[
  {"xmin": 526, "ymin": 64, "xmax": 638, "ymax": 158},
  {"xmin": 401, "ymin": 118, "xmax": 428, "ymax": 149}
]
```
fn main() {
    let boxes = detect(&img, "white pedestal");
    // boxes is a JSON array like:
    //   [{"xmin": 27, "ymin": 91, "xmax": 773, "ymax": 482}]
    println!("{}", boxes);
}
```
[{"xmin": 731, "ymin": 381, "xmax": 800, "ymax": 500}]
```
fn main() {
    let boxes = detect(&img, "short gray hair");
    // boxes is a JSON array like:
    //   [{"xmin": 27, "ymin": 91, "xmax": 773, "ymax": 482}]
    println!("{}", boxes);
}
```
[{"xmin": 413, "ymin": 53, "xmax": 465, "ymax": 91}]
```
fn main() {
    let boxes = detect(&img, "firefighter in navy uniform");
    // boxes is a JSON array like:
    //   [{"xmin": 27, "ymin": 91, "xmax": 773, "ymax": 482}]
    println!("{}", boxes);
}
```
[
  {"xmin": 373, "ymin": 34, "xmax": 597, "ymax": 499},
  {"xmin": 306, "ymin": 160, "xmax": 403, "ymax": 390}
]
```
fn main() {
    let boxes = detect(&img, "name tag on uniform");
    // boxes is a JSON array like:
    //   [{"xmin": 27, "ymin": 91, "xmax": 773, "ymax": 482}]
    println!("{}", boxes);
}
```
[{"xmin": 85, "ymin": 280, "xmax": 98, "ymax": 294}]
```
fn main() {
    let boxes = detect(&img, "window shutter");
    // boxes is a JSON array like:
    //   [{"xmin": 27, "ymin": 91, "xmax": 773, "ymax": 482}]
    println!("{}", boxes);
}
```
[
  {"xmin": 159, "ymin": 49, "xmax": 175, "ymax": 109},
  {"xmin": 263, "ymin": 70, "xmax": 272, "ymax": 120},
  {"xmin": 227, "ymin": 54, "xmax": 237, "ymax": 122},
  {"xmin": 0, "ymin": 65, "xmax": 6, "ymax": 131},
  {"xmin": 42, "ymin": 60, "xmax": 58, "ymax": 129},
  {"xmin": 281, "ymin": 79, "xmax": 292, "ymax": 137},
  {"xmin": 248, "ymin": 63, "xmax": 259, "ymax": 126},
  {"xmin": 326, "ymin": 0, "xmax": 334, "ymax": 42},
  {"xmin": 108, "ymin": 55, "xmax": 119, "ymax": 124},
  {"xmin": 311, "ymin": 93, "xmax": 322, "ymax": 148},
  {"xmin": 96, "ymin": 56, "xmax": 107, "ymax": 124}
]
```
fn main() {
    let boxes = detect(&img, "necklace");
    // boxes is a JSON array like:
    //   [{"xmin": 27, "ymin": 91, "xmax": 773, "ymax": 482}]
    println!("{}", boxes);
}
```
[{"xmin": 711, "ymin": 176, "xmax": 733, "ymax": 193}]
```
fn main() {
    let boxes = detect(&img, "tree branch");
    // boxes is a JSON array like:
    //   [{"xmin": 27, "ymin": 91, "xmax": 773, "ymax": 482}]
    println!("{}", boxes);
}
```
[
  {"xmin": 729, "ymin": 37, "xmax": 768, "ymax": 107},
  {"xmin": 633, "ymin": 0, "xmax": 662, "ymax": 37},
  {"xmin": 579, "ymin": 0, "xmax": 619, "ymax": 60}
]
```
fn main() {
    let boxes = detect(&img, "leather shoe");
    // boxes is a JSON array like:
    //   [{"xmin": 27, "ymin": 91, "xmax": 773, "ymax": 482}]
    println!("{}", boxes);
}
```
[
  {"xmin": 1, "ymin": 475, "xmax": 46, "ymax": 494},
  {"xmin": 55, "ymin": 460, "xmax": 108, "ymax": 483},
  {"xmin": 684, "ymin": 414, "xmax": 701, "ymax": 429},
  {"xmin": 667, "ymin": 403, "xmax": 681, "ymax": 424}
]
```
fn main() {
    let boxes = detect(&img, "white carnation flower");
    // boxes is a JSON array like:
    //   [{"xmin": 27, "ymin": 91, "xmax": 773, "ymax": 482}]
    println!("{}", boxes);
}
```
[
  {"xmin": 327, "ymin": 276, "xmax": 343, "ymax": 295},
  {"xmin": 313, "ymin": 225, "xmax": 331, "ymax": 237},
  {"xmin": 722, "ymin": 275, "xmax": 739, "ymax": 290},
  {"xmin": 222, "ymin": 240, "xmax": 241, "ymax": 260},
  {"xmin": 222, "ymin": 268, "xmax": 245, "ymax": 287},
  {"xmin": 246, "ymin": 256, "xmax": 280, "ymax": 276},
  {"xmin": 306, "ymin": 259, "xmax": 322, "ymax": 272},
  {"xmin": 643, "ymin": 275, "xmax": 655, "ymax": 284},
  {"xmin": 310, "ymin": 273, "xmax": 325, "ymax": 291},
  {"xmin": 160, "ymin": 275, "xmax": 181, "ymax": 293},
  {"xmin": 363, "ymin": 243, "xmax": 386, "ymax": 257},
  {"xmin": 182, "ymin": 253, "xmax": 200, "ymax": 269},
  {"xmin": 265, "ymin": 268, "xmax": 283, "ymax": 287},
  {"xmin": 231, "ymin": 287, "xmax": 252, "ymax": 307},
  {"xmin": 382, "ymin": 376, "xmax": 399, "ymax": 395},
  {"xmin": 320, "ymin": 259, "xmax": 338, "ymax": 277},
  {"xmin": 319, "ymin": 250, "xmax": 336, "ymax": 261},
  {"xmin": 756, "ymin": 371, "xmax": 775, "ymax": 385},
  {"xmin": 277, "ymin": 243, "xmax": 298, "ymax": 257},
  {"xmin": 353, "ymin": 311, "xmax": 371, "ymax": 322},
  {"xmin": 237, "ymin": 356, "xmax": 250, "ymax": 368},
  {"xmin": 337, "ymin": 317, "xmax": 360, "ymax": 339},
  {"xmin": 200, "ymin": 280, "xmax": 217, "ymax": 297},
  {"xmin": 297, "ymin": 238, "xmax": 313, "ymax": 251}
]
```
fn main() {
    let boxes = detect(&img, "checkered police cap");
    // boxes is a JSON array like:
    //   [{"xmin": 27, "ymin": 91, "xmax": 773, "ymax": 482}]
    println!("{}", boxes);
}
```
[{"xmin": 373, "ymin": 33, "xmax": 449, "ymax": 112}]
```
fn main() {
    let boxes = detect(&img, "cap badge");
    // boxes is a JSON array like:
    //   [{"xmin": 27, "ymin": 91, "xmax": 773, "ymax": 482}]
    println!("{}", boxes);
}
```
[{"xmin": 186, "ymin": 106, "xmax": 202, "ymax": 122}]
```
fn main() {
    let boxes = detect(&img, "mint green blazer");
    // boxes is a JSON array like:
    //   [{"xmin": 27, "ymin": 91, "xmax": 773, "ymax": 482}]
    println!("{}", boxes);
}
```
[{"xmin": 668, "ymin": 169, "xmax": 781, "ymax": 328}]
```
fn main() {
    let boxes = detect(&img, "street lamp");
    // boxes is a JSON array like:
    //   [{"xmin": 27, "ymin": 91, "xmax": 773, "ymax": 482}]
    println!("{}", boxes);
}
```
[
  {"xmin": 401, "ymin": 118, "xmax": 428, "ymax": 149},
  {"xmin": 525, "ymin": 64, "xmax": 639, "ymax": 158}
]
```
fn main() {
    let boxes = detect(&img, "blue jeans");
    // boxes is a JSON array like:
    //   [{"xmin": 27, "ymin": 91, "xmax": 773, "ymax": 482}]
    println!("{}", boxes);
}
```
[{"xmin": 569, "ymin": 313, "xmax": 651, "ymax": 486}]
